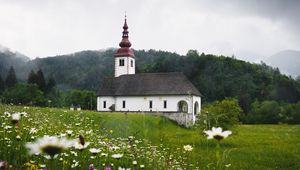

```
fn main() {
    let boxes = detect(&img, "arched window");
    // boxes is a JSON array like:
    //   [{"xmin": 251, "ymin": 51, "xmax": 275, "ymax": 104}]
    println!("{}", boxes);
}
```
[
  {"xmin": 194, "ymin": 102, "xmax": 199, "ymax": 115},
  {"xmin": 178, "ymin": 100, "xmax": 188, "ymax": 113}
]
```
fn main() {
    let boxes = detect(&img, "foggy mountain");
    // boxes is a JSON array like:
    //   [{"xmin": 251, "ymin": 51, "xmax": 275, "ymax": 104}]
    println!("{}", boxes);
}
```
[{"xmin": 265, "ymin": 50, "xmax": 300, "ymax": 77}]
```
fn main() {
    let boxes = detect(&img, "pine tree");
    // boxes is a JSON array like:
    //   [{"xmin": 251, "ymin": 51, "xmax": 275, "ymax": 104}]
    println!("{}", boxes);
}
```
[
  {"xmin": 46, "ymin": 77, "xmax": 56, "ymax": 93},
  {"xmin": 5, "ymin": 66, "xmax": 17, "ymax": 88},
  {"xmin": 27, "ymin": 70, "xmax": 37, "ymax": 84},
  {"xmin": 36, "ymin": 69, "xmax": 46, "ymax": 92},
  {"xmin": 0, "ymin": 75, "xmax": 5, "ymax": 93}
]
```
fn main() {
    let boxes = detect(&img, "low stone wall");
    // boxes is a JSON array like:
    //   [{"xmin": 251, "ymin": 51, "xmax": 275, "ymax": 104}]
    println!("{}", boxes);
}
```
[
  {"xmin": 162, "ymin": 112, "xmax": 195, "ymax": 127},
  {"xmin": 150, "ymin": 112, "xmax": 195, "ymax": 127}
]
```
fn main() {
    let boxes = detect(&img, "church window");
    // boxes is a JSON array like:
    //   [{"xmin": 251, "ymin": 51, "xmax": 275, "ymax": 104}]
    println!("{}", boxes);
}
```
[
  {"xmin": 122, "ymin": 100, "xmax": 126, "ymax": 108},
  {"xmin": 103, "ymin": 101, "xmax": 106, "ymax": 108},
  {"xmin": 149, "ymin": 100, "xmax": 153, "ymax": 109},
  {"xmin": 164, "ymin": 100, "xmax": 167, "ymax": 108},
  {"xmin": 119, "ymin": 59, "xmax": 125, "ymax": 66},
  {"xmin": 131, "ymin": 60, "xmax": 133, "ymax": 67}
]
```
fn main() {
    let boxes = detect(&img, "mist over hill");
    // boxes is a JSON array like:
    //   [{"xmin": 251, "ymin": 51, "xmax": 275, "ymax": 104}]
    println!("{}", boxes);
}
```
[
  {"xmin": 0, "ymin": 45, "xmax": 30, "ymax": 79},
  {"xmin": 266, "ymin": 50, "xmax": 300, "ymax": 77}
]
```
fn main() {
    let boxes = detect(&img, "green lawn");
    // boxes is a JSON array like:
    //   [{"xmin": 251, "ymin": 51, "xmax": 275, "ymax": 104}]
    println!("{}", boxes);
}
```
[{"xmin": 0, "ymin": 105, "xmax": 300, "ymax": 169}]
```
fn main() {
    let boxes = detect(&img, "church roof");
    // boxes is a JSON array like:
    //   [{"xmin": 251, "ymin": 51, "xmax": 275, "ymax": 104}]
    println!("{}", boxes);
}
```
[{"xmin": 97, "ymin": 72, "xmax": 201, "ymax": 96}]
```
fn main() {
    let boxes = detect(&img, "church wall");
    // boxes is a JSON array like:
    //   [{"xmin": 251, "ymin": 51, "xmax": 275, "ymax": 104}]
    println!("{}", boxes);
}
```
[
  {"xmin": 114, "ymin": 95, "xmax": 197, "ymax": 113},
  {"xmin": 97, "ymin": 96, "xmax": 115, "ymax": 111},
  {"xmin": 192, "ymin": 96, "xmax": 201, "ymax": 114}
]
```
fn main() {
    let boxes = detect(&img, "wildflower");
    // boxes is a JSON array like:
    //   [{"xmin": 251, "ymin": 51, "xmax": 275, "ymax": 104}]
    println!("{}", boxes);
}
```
[
  {"xmin": 204, "ymin": 127, "xmax": 232, "ymax": 141},
  {"xmin": 183, "ymin": 145, "xmax": 193, "ymax": 152},
  {"xmin": 110, "ymin": 146, "xmax": 120, "ymax": 151},
  {"xmin": 70, "ymin": 151, "xmax": 78, "ymax": 156},
  {"xmin": 111, "ymin": 153, "xmax": 123, "ymax": 159},
  {"xmin": 26, "ymin": 135, "xmax": 73, "ymax": 157},
  {"xmin": 71, "ymin": 160, "xmax": 79, "ymax": 168},
  {"xmin": 89, "ymin": 148, "xmax": 101, "ymax": 154},
  {"xmin": 16, "ymin": 135, "xmax": 21, "ymax": 140},
  {"xmin": 0, "ymin": 160, "xmax": 8, "ymax": 169},
  {"xmin": 132, "ymin": 161, "xmax": 137, "ymax": 165},
  {"xmin": 109, "ymin": 129, "xmax": 113, "ymax": 133},
  {"xmin": 66, "ymin": 130, "xmax": 73, "ymax": 136},
  {"xmin": 88, "ymin": 164, "xmax": 94, "ymax": 170},
  {"xmin": 4, "ymin": 126, "xmax": 12, "ymax": 130},
  {"xmin": 11, "ymin": 113, "xmax": 21, "ymax": 124},
  {"xmin": 101, "ymin": 153, "xmax": 108, "ymax": 157},
  {"xmin": 40, "ymin": 165, "xmax": 49, "ymax": 170},
  {"xmin": 20, "ymin": 112, "xmax": 28, "ymax": 117},
  {"xmin": 140, "ymin": 165, "xmax": 145, "ymax": 168},
  {"xmin": 29, "ymin": 128, "xmax": 38, "ymax": 134},
  {"xmin": 74, "ymin": 135, "xmax": 90, "ymax": 150},
  {"xmin": 4, "ymin": 112, "xmax": 11, "ymax": 117},
  {"xmin": 225, "ymin": 163, "xmax": 231, "ymax": 168},
  {"xmin": 105, "ymin": 167, "xmax": 112, "ymax": 170},
  {"xmin": 24, "ymin": 162, "xmax": 39, "ymax": 170}
]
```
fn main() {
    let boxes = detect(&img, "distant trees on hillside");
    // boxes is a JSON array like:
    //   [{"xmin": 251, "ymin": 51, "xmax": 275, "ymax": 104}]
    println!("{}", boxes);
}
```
[
  {"xmin": 27, "ymin": 69, "xmax": 56, "ymax": 93},
  {"xmin": 0, "ymin": 75, "xmax": 4, "ymax": 93},
  {"xmin": 5, "ymin": 66, "xmax": 17, "ymax": 88},
  {"xmin": 1, "ymin": 49, "xmax": 300, "ymax": 124},
  {"xmin": 1, "ymin": 67, "xmax": 96, "ymax": 109}
]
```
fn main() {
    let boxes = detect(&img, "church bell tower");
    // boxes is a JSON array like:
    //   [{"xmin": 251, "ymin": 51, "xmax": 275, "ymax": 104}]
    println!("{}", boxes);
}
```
[{"xmin": 114, "ymin": 16, "xmax": 135, "ymax": 77}]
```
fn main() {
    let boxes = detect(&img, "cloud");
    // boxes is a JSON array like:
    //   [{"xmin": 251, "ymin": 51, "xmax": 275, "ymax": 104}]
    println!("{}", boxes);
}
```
[{"xmin": 0, "ymin": 0, "xmax": 299, "ymax": 62}]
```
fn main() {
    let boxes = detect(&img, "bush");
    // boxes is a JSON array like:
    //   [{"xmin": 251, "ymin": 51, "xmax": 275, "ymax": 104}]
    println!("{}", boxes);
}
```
[
  {"xmin": 242, "ymin": 100, "xmax": 300, "ymax": 124},
  {"xmin": 2, "ymin": 83, "xmax": 46, "ymax": 106},
  {"xmin": 197, "ymin": 98, "xmax": 242, "ymax": 130}
]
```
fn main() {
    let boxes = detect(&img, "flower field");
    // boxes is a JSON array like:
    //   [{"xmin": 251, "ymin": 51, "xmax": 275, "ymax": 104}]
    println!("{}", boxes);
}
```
[{"xmin": 0, "ymin": 105, "xmax": 300, "ymax": 170}]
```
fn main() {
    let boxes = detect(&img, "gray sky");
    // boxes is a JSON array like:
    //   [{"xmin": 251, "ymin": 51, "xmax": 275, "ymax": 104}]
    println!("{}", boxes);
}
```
[{"xmin": 0, "ymin": 0, "xmax": 299, "ymax": 62}]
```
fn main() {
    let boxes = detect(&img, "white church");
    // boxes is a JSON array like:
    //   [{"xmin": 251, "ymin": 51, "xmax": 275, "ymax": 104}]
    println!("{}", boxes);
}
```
[{"xmin": 97, "ymin": 17, "xmax": 201, "ymax": 124}]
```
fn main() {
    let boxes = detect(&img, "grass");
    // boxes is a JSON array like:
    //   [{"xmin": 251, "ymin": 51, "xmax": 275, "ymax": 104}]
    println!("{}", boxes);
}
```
[{"xmin": 0, "ymin": 104, "xmax": 300, "ymax": 169}]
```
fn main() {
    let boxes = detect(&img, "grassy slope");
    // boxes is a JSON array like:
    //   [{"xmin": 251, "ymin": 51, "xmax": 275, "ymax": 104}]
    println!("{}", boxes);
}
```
[{"xmin": 1, "ymin": 105, "xmax": 300, "ymax": 169}]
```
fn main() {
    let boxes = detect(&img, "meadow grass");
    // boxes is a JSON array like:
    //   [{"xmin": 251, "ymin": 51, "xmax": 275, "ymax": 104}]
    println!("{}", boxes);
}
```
[{"xmin": 0, "ymin": 105, "xmax": 299, "ymax": 169}]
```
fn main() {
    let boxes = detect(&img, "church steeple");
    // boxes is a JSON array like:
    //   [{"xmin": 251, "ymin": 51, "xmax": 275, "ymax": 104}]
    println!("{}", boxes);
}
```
[
  {"xmin": 114, "ymin": 15, "xmax": 135, "ymax": 77},
  {"xmin": 115, "ymin": 15, "xmax": 134, "ymax": 57}
]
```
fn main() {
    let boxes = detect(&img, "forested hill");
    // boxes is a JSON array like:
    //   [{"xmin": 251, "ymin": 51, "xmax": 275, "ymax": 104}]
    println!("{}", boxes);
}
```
[{"xmin": 1, "ymin": 49, "xmax": 300, "ymax": 111}]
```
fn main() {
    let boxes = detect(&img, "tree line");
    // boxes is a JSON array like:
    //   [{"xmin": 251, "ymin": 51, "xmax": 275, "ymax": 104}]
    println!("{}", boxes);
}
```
[
  {"xmin": 0, "ymin": 66, "xmax": 96, "ymax": 110},
  {"xmin": 1, "ymin": 49, "xmax": 299, "ymax": 124}
]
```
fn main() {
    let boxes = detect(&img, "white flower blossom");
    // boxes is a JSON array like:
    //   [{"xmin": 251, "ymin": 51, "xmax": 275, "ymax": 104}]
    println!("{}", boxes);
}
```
[
  {"xmin": 89, "ymin": 148, "xmax": 101, "ymax": 154},
  {"xmin": 26, "ymin": 135, "xmax": 74, "ymax": 157},
  {"xmin": 183, "ymin": 144, "xmax": 193, "ymax": 152},
  {"xmin": 204, "ymin": 127, "xmax": 232, "ymax": 141},
  {"xmin": 111, "ymin": 153, "xmax": 123, "ymax": 159}
]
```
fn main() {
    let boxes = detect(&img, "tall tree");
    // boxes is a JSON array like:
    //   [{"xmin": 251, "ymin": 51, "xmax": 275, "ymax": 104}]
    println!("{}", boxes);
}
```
[
  {"xmin": 0, "ymin": 75, "xmax": 5, "ymax": 93},
  {"xmin": 27, "ymin": 70, "xmax": 37, "ymax": 84},
  {"xmin": 5, "ymin": 66, "xmax": 17, "ymax": 88},
  {"xmin": 36, "ymin": 69, "xmax": 46, "ymax": 92},
  {"xmin": 45, "ymin": 77, "xmax": 56, "ymax": 94}
]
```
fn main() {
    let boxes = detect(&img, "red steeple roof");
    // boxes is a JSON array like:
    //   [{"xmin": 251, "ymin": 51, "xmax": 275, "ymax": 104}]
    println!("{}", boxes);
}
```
[{"xmin": 115, "ymin": 16, "xmax": 135, "ymax": 57}]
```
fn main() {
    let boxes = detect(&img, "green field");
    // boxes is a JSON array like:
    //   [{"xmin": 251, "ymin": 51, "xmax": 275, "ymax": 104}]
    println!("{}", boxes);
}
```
[{"xmin": 0, "ymin": 105, "xmax": 300, "ymax": 170}]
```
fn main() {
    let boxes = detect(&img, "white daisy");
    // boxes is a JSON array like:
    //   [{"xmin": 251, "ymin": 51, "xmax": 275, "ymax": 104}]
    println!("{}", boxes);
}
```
[
  {"xmin": 11, "ymin": 113, "xmax": 21, "ymax": 124},
  {"xmin": 26, "ymin": 135, "xmax": 74, "ymax": 157},
  {"xmin": 66, "ymin": 130, "xmax": 73, "ymax": 136},
  {"xmin": 4, "ymin": 111, "xmax": 11, "ymax": 117},
  {"xmin": 204, "ymin": 127, "xmax": 232, "ymax": 141},
  {"xmin": 89, "ymin": 148, "xmax": 101, "ymax": 154},
  {"xmin": 111, "ymin": 153, "xmax": 123, "ymax": 159}
]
